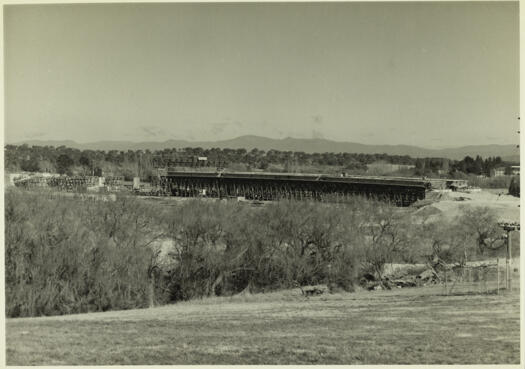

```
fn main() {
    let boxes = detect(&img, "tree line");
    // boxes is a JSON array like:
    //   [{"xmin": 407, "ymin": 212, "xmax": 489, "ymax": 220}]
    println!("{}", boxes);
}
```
[
  {"xmin": 5, "ymin": 189, "xmax": 513, "ymax": 318},
  {"xmin": 5, "ymin": 144, "xmax": 516, "ymax": 180}
]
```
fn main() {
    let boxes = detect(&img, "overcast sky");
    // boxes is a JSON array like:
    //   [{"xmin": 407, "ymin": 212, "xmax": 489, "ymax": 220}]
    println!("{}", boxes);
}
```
[{"xmin": 4, "ymin": 2, "xmax": 519, "ymax": 148}]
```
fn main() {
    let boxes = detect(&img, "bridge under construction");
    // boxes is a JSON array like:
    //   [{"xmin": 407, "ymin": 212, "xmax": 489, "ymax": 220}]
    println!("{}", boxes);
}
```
[{"xmin": 158, "ymin": 171, "xmax": 430, "ymax": 206}]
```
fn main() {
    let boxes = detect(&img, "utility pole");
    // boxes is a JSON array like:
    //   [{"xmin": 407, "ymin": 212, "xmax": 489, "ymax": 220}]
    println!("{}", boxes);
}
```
[{"xmin": 499, "ymin": 222, "xmax": 520, "ymax": 292}]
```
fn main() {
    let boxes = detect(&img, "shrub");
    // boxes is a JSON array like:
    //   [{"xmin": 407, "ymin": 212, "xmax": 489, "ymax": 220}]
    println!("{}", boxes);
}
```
[
  {"xmin": 5, "ymin": 190, "xmax": 164, "ymax": 317},
  {"xmin": 509, "ymin": 176, "xmax": 520, "ymax": 197}
]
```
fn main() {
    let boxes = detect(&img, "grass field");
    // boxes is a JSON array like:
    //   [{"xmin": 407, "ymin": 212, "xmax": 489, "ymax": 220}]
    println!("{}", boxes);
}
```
[{"xmin": 6, "ymin": 285, "xmax": 520, "ymax": 365}]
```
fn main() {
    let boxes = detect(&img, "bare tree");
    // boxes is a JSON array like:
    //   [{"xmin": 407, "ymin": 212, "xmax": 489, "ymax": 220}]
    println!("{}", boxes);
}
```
[
  {"xmin": 358, "ymin": 203, "xmax": 411, "ymax": 285},
  {"xmin": 456, "ymin": 206, "xmax": 506, "ymax": 255}
]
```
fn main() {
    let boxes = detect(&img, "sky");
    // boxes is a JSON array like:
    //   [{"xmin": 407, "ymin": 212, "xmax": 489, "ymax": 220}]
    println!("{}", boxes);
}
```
[{"xmin": 4, "ymin": 2, "xmax": 520, "ymax": 148}]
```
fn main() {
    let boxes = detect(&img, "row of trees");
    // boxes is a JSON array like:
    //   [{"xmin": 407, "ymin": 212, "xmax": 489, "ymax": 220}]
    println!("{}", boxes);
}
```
[
  {"xmin": 450, "ymin": 156, "xmax": 505, "ymax": 176},
  {"xmin": 5, "ymin": 188, "xmax": 512, "ymax": 318},
  {"xmin": 8, "ymin": 144, "xmax": 516, "ymax": 180},
  {"xmin": 5, "ymin": 144, "xmax": 415, "ymax": 178},
  {"xmin": 413, "ymin": 155, "xmax": 511, "ymax": 177}
]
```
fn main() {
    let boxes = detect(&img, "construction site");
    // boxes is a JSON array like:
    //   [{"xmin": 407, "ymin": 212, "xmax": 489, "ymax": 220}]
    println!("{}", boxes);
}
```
[{"xmin": 8, "ymin": 169, "xmax": 478, "ymax": 207}]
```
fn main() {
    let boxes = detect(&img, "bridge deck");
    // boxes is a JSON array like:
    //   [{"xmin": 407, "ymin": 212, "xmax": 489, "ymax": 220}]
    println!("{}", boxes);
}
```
[{"xmin": 166, "ymin": 170, "xmax": 429, "ymax": 184}]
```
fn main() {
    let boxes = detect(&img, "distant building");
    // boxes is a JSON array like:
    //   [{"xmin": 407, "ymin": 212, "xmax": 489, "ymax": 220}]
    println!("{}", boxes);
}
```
[
  {"xmin": 491, "ymin": 167, "xmax": 506, "ymax": 177},
  {"xmin": 490, "ymin": 166, "xmax": 519, "ymax": 177}
]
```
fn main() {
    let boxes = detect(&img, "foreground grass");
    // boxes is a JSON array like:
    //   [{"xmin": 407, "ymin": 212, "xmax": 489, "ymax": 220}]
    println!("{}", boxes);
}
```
[{"xmin": 6, "ymin": 286, "xmax": 520, "ymax": 365}]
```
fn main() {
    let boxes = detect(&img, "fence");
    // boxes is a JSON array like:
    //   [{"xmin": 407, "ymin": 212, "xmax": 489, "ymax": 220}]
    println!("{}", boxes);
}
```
[
  {"xmin": 438, "ymin": 259, "xmax": 519, "ymax": 295},
  {"xmin": 381, "ymin": 257, "xmax": 519, "ymax": 296}
]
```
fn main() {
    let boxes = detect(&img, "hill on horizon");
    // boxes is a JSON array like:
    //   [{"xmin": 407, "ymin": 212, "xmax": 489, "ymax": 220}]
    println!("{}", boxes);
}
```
[{"xmin": 9, "ymin": 135, "xmax": 520, "ymax": 162}]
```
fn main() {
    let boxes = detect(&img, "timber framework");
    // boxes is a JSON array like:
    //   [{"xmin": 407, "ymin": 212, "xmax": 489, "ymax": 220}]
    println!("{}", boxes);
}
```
[{"xmin": 159, "ymin": 171, "xmax": 429, "ymax": 206}]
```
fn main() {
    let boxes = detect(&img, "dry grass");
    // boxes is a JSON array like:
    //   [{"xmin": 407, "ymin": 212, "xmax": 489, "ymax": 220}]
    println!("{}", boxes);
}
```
[{"xmin": 6, "ymin": 285, "xmax": 520, "ymax": 365}]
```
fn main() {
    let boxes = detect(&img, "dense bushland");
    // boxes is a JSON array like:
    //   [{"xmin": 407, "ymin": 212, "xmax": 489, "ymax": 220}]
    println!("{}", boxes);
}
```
[
  {"xmin": 5, "ymin": 190, "xmax": 165, "ymax": 316},
  {"xmin": 5, "ymin": 190, "xmax": 512, "ymax": 317}
]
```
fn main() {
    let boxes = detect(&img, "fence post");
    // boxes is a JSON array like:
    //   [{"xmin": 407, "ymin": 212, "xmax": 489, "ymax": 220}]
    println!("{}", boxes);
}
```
[
  {"xmin": 444, "ymin": 269, "xmax": 448, "ymax": 295},
  {"xmin": 497, "ymin": 258, "xmax": 499, "ymax": 295},
  {"xmin": 478, "ymin": 268, "xmax": 482, "ymax": 294},
  {"xmin": 507, "ymin": 230, "xmax": 512, "ymax": 292},
  {"xmin": 485, "ymin": 267, "xmax": 488, "ymax": 294}
]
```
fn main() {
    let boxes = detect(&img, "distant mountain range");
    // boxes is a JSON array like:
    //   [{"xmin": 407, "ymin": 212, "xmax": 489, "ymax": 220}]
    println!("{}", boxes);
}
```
[{"xmin": 10, "ymin": 135, "xmax": 520, "ymax": 162}]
